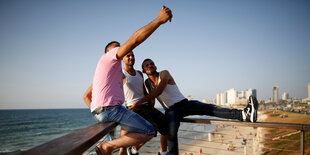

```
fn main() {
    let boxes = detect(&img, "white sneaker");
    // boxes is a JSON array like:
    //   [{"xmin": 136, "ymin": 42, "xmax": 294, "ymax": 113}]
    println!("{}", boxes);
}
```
[
  {"xmin": 242, "ymin": 96, "xmax": 258, "ymax": 122},
  {"xmin": 127, "ymin": 146, "xmax": 139, "ymax": 155}
]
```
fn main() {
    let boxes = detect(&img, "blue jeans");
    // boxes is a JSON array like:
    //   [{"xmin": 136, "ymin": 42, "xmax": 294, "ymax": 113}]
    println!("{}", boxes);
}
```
[
  {"xmin": 165, "ymin": 99, "xmax": 242, "ymax": 155},
  {"xmin": 94, "ymin": 105, "xmax": 155, "ymax": 136}
]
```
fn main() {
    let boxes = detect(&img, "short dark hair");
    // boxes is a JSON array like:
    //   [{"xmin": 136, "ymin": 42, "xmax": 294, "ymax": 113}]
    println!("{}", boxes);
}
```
[
  {"xmin": 142, "ymin": 58, "xmax": 152, "ymax": 70},
  {"xmin": 105, "ymin": 41, "xmax": 120, "ymax": 53}
]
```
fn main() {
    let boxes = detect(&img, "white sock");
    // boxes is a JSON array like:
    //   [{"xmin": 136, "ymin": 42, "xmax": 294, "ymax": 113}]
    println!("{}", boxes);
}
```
[
  {"xmin": 159, "ymin": 151, "xmax": 167, "ymax": 155},
  {"xmin": 131, "ymin": 147, "xmax": 138, "ymax": 154},
  {"xmin": 242, "ymin": 110, "xmax": 246, "ymax": 120}
]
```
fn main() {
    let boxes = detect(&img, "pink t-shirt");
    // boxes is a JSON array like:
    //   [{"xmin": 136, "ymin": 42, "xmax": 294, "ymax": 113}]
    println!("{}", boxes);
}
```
[{"xmin": 91, "ymin": 47, "xmax": 124, "ymax": 109}]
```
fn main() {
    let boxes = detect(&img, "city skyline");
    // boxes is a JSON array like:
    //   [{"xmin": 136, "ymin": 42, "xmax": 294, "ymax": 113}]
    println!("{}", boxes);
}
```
[
  {"xmin": 215, "ymin": 82, "xmax": 310, "ymax": 102},
  {"xmin": 1, "ymin": 0, "xmax": 310, "ymax": 109},
  {"xmin": 216, "ymin": 88, "xmax": 256, "ymax": 106}
]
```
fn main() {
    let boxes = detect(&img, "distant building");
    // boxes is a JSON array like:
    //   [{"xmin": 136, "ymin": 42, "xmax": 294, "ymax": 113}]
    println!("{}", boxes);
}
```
[
  {"xmin": 201, "ymin": 99, "xmax": 215, "ymax": 104},
  {"xmin": 216, "ymin": 88, "xmax": 257, "ymax": 106},
  {"xmin": 238, "ymin": 91, "xmax": 245, "ymax": 98},
  {"xmin": 273, "ymin": 86, "xmax": 279, "ymax": 103},
  {"xmin": 187, "ymin": 95, "xmax": 193, "ymax": 101},
  {"xmin": 227, "ymin": 88, "xmax": 237, "ymax": 106},
  {"xmin": 282, "ymin": 92, "xmax": 289, "ymax": 100},
  {"xmin": 246, "ymin": 89, "xmax": 257, "ymax": 99},
  {"xmin": 216, "ymin": 94, "xmax": 221, "ymax": 105},
  {"xmin": 302, "ymin": 82, "xmax": 310, "ymax": 103},
  {"xmin": 220, "ymin": 93, "xmax": 226, "ymax": 105},
  {"xmin": 265, "ymin": 98, "xmax": 273, "ymax": 103}
]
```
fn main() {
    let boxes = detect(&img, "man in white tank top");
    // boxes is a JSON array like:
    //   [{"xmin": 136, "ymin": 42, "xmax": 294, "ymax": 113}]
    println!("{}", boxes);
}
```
[
  {"xmin": 134, "ymin": 59, "xmax": 259, "ymax": 155},
  {"xmin": 120, "ymin": 52, "xmax": 168, "ymax": 155}
]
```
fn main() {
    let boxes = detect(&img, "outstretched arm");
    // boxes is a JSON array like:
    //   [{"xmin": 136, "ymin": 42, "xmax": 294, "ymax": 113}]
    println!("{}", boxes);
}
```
[
  {"xmin": 116, "ymin": 6, "xmax": 173, "ymax": 59},
  {"xmin": 83, "ymin": 84, "xmax": 93, "ymax": 108}
]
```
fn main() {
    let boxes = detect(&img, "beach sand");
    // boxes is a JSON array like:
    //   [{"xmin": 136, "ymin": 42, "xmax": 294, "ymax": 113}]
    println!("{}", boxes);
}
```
[
  {"xmin": 179, "ymin": 111, "xmax": 267, "ymax": 155},
  {"xmin": 260, "ymin": 110, "xmax": 310, "ymax": 155},
  {"xmin": 110, "ymin": 110, "xmax": 309, "ymax": 155}
]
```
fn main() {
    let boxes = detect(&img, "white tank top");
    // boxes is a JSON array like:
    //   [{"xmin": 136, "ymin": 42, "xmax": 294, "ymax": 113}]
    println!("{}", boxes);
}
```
[
  {"xmin": 123, "ymin": 70, "xmax": 146, "ymax": 107},
  {"xmin": 151, "ymin": 72, "xmax": 186, "ymax": 109}
]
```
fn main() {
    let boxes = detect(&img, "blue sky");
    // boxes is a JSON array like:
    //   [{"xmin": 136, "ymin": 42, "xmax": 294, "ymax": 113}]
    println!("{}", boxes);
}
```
[{"xmin": 1, "ymin": 0, "xmax": 309, "ymax": 109}]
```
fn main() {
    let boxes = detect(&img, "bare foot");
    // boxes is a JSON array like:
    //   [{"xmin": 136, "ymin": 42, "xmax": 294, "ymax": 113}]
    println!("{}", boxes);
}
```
[{"xmin": 96, "ymin": 142, "xmax": 113, "ymax": 155}]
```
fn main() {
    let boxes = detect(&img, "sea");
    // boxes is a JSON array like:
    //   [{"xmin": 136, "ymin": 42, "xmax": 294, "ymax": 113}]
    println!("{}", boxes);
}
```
[{"xmin": 0, "ymin": 108, "xmax": 217, "ymax": 155}]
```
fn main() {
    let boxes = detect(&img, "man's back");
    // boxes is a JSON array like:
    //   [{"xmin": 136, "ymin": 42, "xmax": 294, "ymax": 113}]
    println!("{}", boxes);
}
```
[{"xmin": 92, "ymin": 47, "xmax": 124, "ymax": 109}]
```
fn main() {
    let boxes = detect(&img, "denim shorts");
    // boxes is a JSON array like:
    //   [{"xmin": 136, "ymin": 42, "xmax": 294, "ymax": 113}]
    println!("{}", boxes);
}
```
[{"xmin": 94, "ymin": 105, "xmax": 155, "ymax": 136}]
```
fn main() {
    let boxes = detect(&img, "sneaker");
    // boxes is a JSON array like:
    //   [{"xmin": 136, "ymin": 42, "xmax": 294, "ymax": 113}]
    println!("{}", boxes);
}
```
[
  {"xmin": 242, "ymin": 95, "xmax": 258, "ymax": 122},
  {"xmin": 127, "ymin": 146, "xmax": 139, "ymax": 155}
]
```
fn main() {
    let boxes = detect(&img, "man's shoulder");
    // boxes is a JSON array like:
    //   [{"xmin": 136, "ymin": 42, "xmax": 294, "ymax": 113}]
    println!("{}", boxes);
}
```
[
  {"xmin": 160, "ymin": 70, "xmax": 171, "ymax": 77},
  {"xmin": 160, "ymin": 70, "xmax": 169, "ymax": 73},
  {"xmin": 145, "ymin": 77, "xmax": 151, "ymax": 82},
  {"xmin": 104, "ymin": 47, "xmax": 119, "ymax": 60},
  {"xmin": 144, "ymin": 78, "xmax": 152, "ymax": 85},
  {"xmin": 134, "ymin": 70, "xmax": 144, "ymax": 78},
  {"xmin": 136, "ymin": 70, "xmax": 143, "ymax": 74}
]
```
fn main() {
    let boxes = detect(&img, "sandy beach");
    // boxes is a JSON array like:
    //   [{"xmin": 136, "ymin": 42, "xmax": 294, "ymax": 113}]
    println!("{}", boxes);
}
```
[
  {"xmin": 179, "ymin": 111, "xmax": 267, "ymax": 155},
  {"xmin": 134, "ymin": 110, "xmax": 310, "ymax": 155}
]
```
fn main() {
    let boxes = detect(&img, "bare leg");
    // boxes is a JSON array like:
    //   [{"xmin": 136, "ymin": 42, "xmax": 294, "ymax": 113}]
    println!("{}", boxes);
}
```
[
  {"xmin": 98, "ymin": 132, "xmax": 153, "ymax": 155},
  {"xmin": 117, "ymin": 128, "xmax": 148, "ymax": 154},
  {"xmin": 118, "ymin": 128, "xmax": 128, "ymax": 155},
  {"xmin": 160, "ymin": 135, "xmax": 168, "ymax": 152},
  {"xmin": 133, "ymin": 142, "xmax": 145, "ymax": 151},
  {"xmin": 118, "ymin": 148, "xmax": 127, "ymax": 155}
]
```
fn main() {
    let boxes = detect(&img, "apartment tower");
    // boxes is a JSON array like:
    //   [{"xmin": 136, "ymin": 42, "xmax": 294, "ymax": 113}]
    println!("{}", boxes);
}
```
[{"xmin": 273, "ymin": 86, "xmax": 279, "ymax": 103}]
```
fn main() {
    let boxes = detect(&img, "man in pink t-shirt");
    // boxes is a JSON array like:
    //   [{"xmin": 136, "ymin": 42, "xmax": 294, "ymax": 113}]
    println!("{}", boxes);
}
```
[
  {"xmin": 91, "ymin": 46, "xmax": 124, "ymax": 109},
  {"xmin": 83, "ymin": 6, "xmax": 173, "ymax": 155}
]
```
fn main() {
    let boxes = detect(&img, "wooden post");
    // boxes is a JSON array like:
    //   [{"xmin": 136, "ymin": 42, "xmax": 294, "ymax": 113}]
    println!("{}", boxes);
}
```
[{"xmin": 300, "ymin": 130, "xmax": 304, "ymax": 155}]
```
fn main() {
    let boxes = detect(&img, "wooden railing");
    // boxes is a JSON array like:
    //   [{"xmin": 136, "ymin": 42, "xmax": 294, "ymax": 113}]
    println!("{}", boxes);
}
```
[
  {"xmin": 21, "ymin": 119, "xmax": 310, "ymax": 155},
  {"xmin": 21, "ymin": 122, "xmax": 118, "ymax": 155}
]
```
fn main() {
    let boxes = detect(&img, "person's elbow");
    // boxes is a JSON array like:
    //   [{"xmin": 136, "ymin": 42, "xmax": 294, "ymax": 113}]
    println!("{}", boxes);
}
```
[
  {"xmin": 83, "ymin": 96, "xmax": 87, "ymax": 103},
  {"xmin": 83, "ymin": 94, "xmax": 90, "ymax": 103}
]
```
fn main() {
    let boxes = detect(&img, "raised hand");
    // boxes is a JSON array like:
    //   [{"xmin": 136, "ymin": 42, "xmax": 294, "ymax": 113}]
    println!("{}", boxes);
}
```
[{"xmin": 158, "ymin": 6, "xmax": 173, "ymax": 24}]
